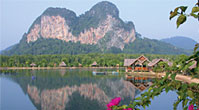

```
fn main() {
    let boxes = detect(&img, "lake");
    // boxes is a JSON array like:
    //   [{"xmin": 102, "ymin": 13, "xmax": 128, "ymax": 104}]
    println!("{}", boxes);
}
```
[{"xmin": 0, "ymin": 69, "xmax": 182, "ymax": 110}]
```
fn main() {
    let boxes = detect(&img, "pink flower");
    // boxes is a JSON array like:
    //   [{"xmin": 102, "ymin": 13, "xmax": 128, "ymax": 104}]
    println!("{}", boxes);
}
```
[
  {"xmin": 110, "ymin": 97, "xmax": 121, "ymax": 106},
  {"xmin": 106, "ymin": 97, "xmax": 121, "ymax": 110},
  {"xmin": 107, "ymin": 102, "xmax": 115, "ymax": 108},
  {"xmin": 188, "ymin": 105, "xmax": 194, "ymax": 110}
]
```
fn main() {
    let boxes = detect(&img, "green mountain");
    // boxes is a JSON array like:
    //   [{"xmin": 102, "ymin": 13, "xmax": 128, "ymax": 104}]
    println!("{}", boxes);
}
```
[
  {"xmin": 161, "ymin": 36, "xmax": 198, "ymax": 50},
  {"xmin": 1, "ymin": 1, "xmax": 190, "ymax": 55}
]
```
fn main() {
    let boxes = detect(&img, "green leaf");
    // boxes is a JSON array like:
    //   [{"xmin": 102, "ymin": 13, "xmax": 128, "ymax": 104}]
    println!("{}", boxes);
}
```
[
  {"xmin": 189, "ymin": 83, "xmax": 197, "ymax": 87},
  {"xmin": 171, "ymin": 73, "xmax": 177, "ymax": 80},
  {"xmin": 192, "ymin": 7, "xmax": 199, "ymax": 13},
  {"xmin": 170, "ymin": 11, "xmax": 178, "ymax": 20},
  {"xmin": 176, "ymin": 14, "xmax": 186, "ymax": 28},
  {"xmin": 135, "ymin": 97, "xmax": 141, "ymax": 100},
  {"xmin": 184, "ymin": 99, "xmax": 188, "ymax": 106},
  {"xmin": 148, "ymin": 87, "xmax": 153, "ymax": 92},
  {"xmin": 152, "ymin": 95, "xmax": 154, "ymax": 100},
  {"xmin": 181, "ymin": 84, "xmax": 188, "ymax": 90},
  {"xmin": 121, "ymin": 105, "xmax": 127, "ymax": 109},
  {"xmin": 187, "ymin": 90, "xmax": 194, "ymax": 99},
  {"xmin": 165, "ymin": 87, "xmax": 170, "ymax": 93},
  {"xmin": 184, "ymin": 106, "xmax": 188, "ymax": 110},
  {"xmin": 170, "ymin": 7, "xmax": 179, "ymax": 20},
  {"xmin": 166, "ymin": 72, "xmax": 170, "ymax": 76},
  {"xmin": 176, "ymin": 83, "xmax": 181, "ymax": 89},
  {"xmin": 174, "ymin": 7, "xmax": 179, "ymax": 12},
  {"xmin": 194, "ymin": 43, "xmax": 199, "ymax": 53},
  {"xmin": 190, "ymin": 13, "xmax": 198, "ymax": 18},
  {"xmin": 143, "ymin": 104, "xmax": 146, "ymax": 109},
  {"xmin": 179, "ymin": 6, "xmax": 188, "ymax": 12}
]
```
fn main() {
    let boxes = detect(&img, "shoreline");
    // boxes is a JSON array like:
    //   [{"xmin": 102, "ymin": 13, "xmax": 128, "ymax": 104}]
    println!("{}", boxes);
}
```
[
  {"xmin": 156, "ymin": 73, "xmax": 199, "ymax": 84},
  {"xmin": 128, "ymin": 72, "xmax": 199, "ymax": 84},
  {"xmin": 1, "ymin": 67, "xmax": 198, "ymax": 84},
  {"xmin": 0, "ymin": 67, "xmax": 124, "ymax": 70}
]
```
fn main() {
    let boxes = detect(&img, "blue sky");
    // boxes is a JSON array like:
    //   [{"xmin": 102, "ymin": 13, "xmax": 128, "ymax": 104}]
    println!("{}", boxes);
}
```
[{"xmin": 1, "ymin": 0, "xmax": 199, "ymax": 50}]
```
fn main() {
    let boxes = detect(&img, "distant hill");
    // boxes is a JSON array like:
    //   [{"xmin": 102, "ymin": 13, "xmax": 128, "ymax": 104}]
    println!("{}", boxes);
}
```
[
  {"xmin": 161, "ymin": 36, "xmax": 198, "ymax": 50},
  {"xmin": 1, "ymin": 1, "xmax": 191, "ymax": 55},
  {"xmin": 0, "ymin": 44, "xmax": 16, "ymax": 54}
]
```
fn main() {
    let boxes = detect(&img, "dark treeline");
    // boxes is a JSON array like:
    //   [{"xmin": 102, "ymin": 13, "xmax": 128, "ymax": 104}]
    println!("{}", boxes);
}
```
[{"xmin": 0, "ymin": 53, "xmax": 178, "ymax": 67}]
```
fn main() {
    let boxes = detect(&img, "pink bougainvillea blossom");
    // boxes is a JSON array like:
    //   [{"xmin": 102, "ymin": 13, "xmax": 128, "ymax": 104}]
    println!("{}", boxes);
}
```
[
  {"xmin": 111, "ymin": 97, "xmax": 121, "ymax": 105},
  {"xmin": 188, "ymin": 105, "xmax": 194, "ymax": 110},
  {"xmin": 107, "ymin": 103, "xmax": 115, "ymax": 108},
  {"xmin": 106, "ymin": 97, "xmax": 121, "ymax": 110},
  {"xmin": 106, "ymin": 97, "xmax": 133, "ymax": 110}
]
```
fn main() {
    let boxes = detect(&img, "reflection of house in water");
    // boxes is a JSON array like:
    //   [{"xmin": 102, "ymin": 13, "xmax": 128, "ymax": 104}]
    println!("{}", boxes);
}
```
[
  {"xmin": 124, "ymin": 55, "xmax": 172, "ymax": 72},
  {"xmin": 126, "ymin": 75, "xmax": 153, "ymax": 91},
  {"xmin": 59, "ymin": 69, "xmax": 66, "ymax": 76}
]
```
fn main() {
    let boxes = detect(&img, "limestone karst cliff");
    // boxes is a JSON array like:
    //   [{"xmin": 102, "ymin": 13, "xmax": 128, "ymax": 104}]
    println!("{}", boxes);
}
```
[
  {"xmin": 26, "ymin": 1, "xmax": 136, "ymax": 50},
  {"xmin": 1, "ymin": 1, "xmax": 190, "ymax": 55}
]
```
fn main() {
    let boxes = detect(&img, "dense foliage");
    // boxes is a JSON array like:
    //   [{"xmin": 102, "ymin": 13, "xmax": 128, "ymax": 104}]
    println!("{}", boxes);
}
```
[
  {"xmin": 1, "ymin": 37, "xmax": 191, "ymax": 55},
  {"xmin": 123, "ymin": 37, "xmax": 191, "ymax": 55},
  {"xmin": 0, "ymin": 53, "xmax": 177, "ymax": 67}
]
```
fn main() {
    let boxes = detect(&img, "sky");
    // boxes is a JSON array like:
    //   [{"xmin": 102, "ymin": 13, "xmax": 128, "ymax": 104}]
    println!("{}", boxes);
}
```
[{"xmin": 0, "ymin": 0, "xmax": 199, "ymax": 50}]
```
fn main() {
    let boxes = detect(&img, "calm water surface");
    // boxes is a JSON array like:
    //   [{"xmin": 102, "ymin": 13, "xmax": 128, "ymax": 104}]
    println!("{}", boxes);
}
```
[{"xmin": 0, "ymin": 69, "xmax": 182, "ymax": 110}]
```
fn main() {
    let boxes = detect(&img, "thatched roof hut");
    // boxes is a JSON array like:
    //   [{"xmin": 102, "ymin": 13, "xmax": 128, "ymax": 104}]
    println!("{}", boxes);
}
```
[
  {"xmin": 124, "ymin": 59, "xmax": 136, "ymax": 66},
  {"xmin": 148, "ymin": 58, "xmax": 173, "ymax": 67},
  {"xmin": 79, "ymin": 63, "xmax": 82, "ymax": 67},
  {"xmin": 136, "ymin": 55, "xmax": 150, "ymax": 64},
  {"xmin": 59, "ymin": 61, "xmax": 66, "ymax": 67},
  {"xmin": 91, "ymin": 61, "xmax": 98, "ymax": 67},
  {"xmin": 30, "ymin": 63, "xmax": 36, "ymax": 67},
  {"xmin": 124, "ymin": 55, "xmax": 150, "ymax": 67}
]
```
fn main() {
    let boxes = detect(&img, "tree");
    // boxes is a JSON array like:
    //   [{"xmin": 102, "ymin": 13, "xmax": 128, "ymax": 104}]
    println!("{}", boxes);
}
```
[{"xmin": 170, "ymin": 0, "xmax": 199, "ymax": 28}]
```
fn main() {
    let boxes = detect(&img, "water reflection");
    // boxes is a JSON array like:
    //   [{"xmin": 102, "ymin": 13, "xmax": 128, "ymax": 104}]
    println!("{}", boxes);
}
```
[
  {"xmin": 0, "ymin": 69, "xmax": 154, "ymax": 110},
  {"xmin": 126, "ymin": 75, "xmax": 153, "ymax": 91}
]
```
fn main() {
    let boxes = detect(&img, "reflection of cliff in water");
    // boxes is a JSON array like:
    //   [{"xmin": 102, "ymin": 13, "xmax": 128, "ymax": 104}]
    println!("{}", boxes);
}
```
[{"xmin": 2, "ymin": 69, "xmax": 140, "ymax": 110}]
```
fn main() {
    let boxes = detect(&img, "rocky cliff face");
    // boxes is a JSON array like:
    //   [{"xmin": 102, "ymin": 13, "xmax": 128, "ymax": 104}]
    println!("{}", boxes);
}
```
[
  {"xmin": 2, "ymin": 1, "xmax": 190, "ymax": 55},
  {"xmin": 26, "ymin": 1, "xmax": 136, "ymax": 50}
]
